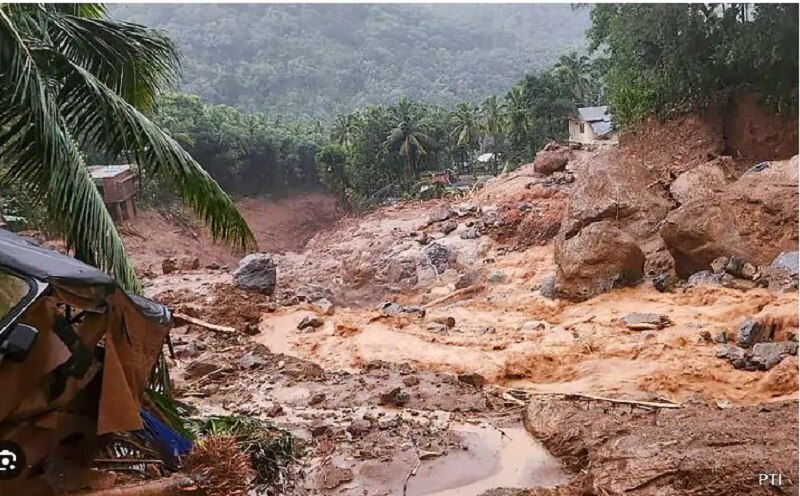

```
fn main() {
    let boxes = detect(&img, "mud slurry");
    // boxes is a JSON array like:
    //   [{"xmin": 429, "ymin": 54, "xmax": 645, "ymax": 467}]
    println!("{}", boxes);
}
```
[{"xmin": 145, "ymin": 152, "xmax": 798, "ymax": 495}]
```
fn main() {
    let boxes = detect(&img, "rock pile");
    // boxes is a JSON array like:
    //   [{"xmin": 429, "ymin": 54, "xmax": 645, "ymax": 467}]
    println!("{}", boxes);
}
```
[{"xmin": 716, "ymin": 316, "xmax": 798, "ymax": 371}]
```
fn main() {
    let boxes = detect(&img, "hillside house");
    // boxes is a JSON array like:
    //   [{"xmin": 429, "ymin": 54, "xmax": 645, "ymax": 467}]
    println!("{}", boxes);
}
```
[
  {"xmin": 89, "ymin": 165, "xmax": 138, "ymax": 221},
  {"xmin": 569, "ymin": 106, "xmax": 618, "ymax": 145}
]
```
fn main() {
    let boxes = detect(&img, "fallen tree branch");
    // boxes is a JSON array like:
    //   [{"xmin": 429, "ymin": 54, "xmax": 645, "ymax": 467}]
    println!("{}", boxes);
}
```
[
  {"xmin": 489, "ymin": 386, "xmax": 681, "ymax": 409},
  {"xmin": 424, "ymin": 284, "xmax": 484, "ymax": 309},
  {"xmin": 402, "ymin": 457, "xmax": 422, "ymax": 496},
  {"xmin": 563, "ymin": 393, "xmax": 681, "ymax": 409},
  {"xmin": 173, "ymin": 312, "xmax": 236, "ymax": 334},
  {"xmin": 70, "ymin": 476, "xmax": 197, "ymax": 496}
]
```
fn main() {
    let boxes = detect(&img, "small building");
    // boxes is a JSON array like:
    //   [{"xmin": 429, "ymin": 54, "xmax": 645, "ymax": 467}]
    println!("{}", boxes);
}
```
[
  {"xmin": 568, "ymin": 106, "xmax": 618, "ymax": 145},
  {"xmin": 89, "ymin": 165, "xmax": 138, "ymax": 221}
]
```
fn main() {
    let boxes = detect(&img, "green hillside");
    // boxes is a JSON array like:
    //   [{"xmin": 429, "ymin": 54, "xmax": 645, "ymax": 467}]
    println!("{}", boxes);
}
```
[{"xmin": 112, "ymin": 4, "xmax": 591, "ymax": 117}]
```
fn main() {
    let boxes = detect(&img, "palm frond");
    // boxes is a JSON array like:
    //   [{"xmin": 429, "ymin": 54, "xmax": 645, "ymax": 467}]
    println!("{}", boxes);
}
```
[
  {"xmin": 47, "ymin": 12, "xmax": 180, "ymax": 111},
  {"xmin": 55, "ymin": 59, "xmax": 255, "ymax": 251},
  {"xmin": 0, "ymin": 8, "xmax": 140, "ymax": 290}
]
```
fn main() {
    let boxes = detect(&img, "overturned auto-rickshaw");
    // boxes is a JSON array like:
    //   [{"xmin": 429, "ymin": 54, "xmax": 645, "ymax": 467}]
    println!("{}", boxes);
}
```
[{"xmin": 0, "ymin": 229, "xmax": 174, "ymax": 494}]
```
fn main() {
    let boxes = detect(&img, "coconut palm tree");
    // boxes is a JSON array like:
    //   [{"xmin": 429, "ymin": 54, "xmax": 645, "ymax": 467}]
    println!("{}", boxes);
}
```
[
  {"xmin": 0, "ymin": 4, "xmax": 254, "ymax": 291},
  {"xmin": 384, "ymin": 96, "xmax": 435, "ymax": 176},
  {"xmin": 554, "ymin": 51, "xmax": 592, "ymax": 105},
  {"xmin": 480, "ymin": 95, "xmax": 505, "ymax": 175},
  {"xmin": 449, "ymin": 102, "xmax": 480, "ymax": 173},
  {"xmin": 505, "ymin": 85, "xmax": 530, "ymax": 152},
  {"xmin": 331, "ymin": 113, "xmax": 360, "ymax": 150}
]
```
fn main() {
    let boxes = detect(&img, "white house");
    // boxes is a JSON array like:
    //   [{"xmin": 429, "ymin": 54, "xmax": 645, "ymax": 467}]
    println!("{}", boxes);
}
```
[{"xmin": 568, "ymin": 106, "xmax": 618, "ymax": 145}]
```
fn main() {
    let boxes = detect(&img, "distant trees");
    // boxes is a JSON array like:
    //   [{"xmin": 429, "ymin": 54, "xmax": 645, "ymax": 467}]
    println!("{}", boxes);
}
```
[
  {"xmin": 153, "ymin": 93, "xmax": 324, "ymax": 197},
  {"xmin": 588, "ymin": 3, "xmax": 799, "ymax": 125}
]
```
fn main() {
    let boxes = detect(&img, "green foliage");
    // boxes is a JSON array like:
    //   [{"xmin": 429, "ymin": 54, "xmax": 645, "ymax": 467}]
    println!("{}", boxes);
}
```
[
  {"xmin": 315, "ymin": 144, "xmax": 348, "ymax": 204},
  {"xmin": 188, "ymin": 415, "xmax": 298, "ymax": 490},
  {"xmin": 153, "ymin": 93, "xmax": 324, "ymax": 197},
  {"xmin": 0, "ymin": 4, "xmax": 254, "ymax": 292},
  {"xmin": 111, "ymin": 4, "xmax": 590, "ymax": 117},
  {"xmin": 588, "ymin": 4, "xmax": 799, "ymax": 125}
]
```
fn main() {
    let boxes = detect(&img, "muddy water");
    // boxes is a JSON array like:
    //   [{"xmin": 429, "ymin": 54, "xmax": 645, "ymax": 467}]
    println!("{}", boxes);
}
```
[{"xmin": 410, "ymin": 424, "xmax": 567, "ymax": 495}]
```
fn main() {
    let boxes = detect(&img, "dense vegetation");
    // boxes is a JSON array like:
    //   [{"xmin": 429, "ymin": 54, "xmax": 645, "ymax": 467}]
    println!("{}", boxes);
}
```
[
  {"xmin": 111, "ymin": 4, "xmax": 591, "ymax": 117},
  {"xmin": 588, "ymin": 4, "xmax": 799, "ymax": 125},
  {"xmin": 152, "ymin": 94, "xmax": 324, "ymax": 197},
  {"xmin": 143, "ymin": 50, "xmax": 603, "ymax": 211}
]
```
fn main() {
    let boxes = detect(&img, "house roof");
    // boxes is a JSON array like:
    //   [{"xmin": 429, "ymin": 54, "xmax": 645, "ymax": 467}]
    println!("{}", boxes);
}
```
[
  {"xmin": 577, "ymin": 106, "xmax": 615, "ymax": 137},
  {"xmin": 590, "ymin": 120, "xmax": 614, "ymax": 137},
  {"xmin": 88, "ymin": 164, "xmax": 131, "ymax": 180},
  {"xmin": 577, "ymin": 105, "xmax": 609, "ymax": 123}
]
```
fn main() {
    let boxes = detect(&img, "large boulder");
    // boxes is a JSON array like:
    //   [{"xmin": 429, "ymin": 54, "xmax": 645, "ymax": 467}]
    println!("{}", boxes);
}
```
[
  {"xmin": 532, "ymin": 146, "xmax": 570, "ymax": 175},
  {"xmin": 554, "ymin": 221, "xmax": 645, "ymax": 301},
  {"xmin": 233, "ymin": 253, "xmax": 277, "ymax": 294},
  {"xmin": 563, "ymin": 155, "xmax": 672, "ymax": 239},
  {"xmin": 660, "ymin": 156, "xmax": 799, "ymax": 278},
  {"xmin": 669, "ymin": 157, "xmax": 735, "ymax": 205}
]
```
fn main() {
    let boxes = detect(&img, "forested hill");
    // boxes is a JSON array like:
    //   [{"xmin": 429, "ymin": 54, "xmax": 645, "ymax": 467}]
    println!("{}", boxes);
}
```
[{"xmin": 112, "ymin": 4, "xmax": 591, "ymax": 117}]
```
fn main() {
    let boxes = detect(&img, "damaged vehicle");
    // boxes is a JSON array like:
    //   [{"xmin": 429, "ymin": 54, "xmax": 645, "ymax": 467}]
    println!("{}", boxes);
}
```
[{"xmin": 0, "ymin": 229, "xmax": 174, "ymax": 494}]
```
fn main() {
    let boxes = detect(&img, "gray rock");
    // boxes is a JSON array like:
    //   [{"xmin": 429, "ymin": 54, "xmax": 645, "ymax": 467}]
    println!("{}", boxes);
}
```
[
  {"xmin": 233, "ymin": 254, "xmax": 277, "ymax": 295},
  {"xmin": 460, "ymin": 228, "xmax": 480, "ymax": 240},
  {"xmin": 237, "ymin": 351, "xmax": 266, "ymax": 370},
  {"xmin": 379, "ymin": 387, "xmax": 410, "ymax": 407},
  {"xmin": 457, "ymin": 373, "xmax": 487, "ymax": 387},
  {"xmin": 455, "ymin": 269, "xmax": 481, "ymax": 289},
  {"xmin": 440, "ymin": 220, "xmax": 458, "ymax": 235},
  {"xmin": 428, "ymin": 207, "xmax": 452, "ymax": 224},
  {"xmin": 347, "ymin": 419, "xmax": 372, "ymax": 437},
  {"xmin": 725, "ymin": 256, "xmax": 746, "ymax": 277},
  {"xmin": 487, "ymin": 269, "xmax": 507, "ymax": 284},
  {"xmin": 539, "ymin": 274, "xmax": 557, "ymax": 300},
  {"xmin": 741, "ymin": 262, "xmax": 758, "ymax": 280},
  {"xmin": 378, "ymin": 302, "xmax": 426, "ymax": 318},
  {"xmin": 714, "ymin": 331, "xmax": 728, "ymax": 344},
  {"xmin": 687, "ymin": 270, "xmax": 721, "ymax": 287},
  {"xmin": 313, "ymin": 298, "xmax": 336, "ymax": 316},
  {"xmin": 716, "ymin": 345, "xmax": 748, "ymax": 369},
  {"xmin": 749, "ymin": 342, "xmax": 798, "ymax": 370},
  {"xmin": 456, "ymin": 202, "xmax": 477, "ymax": 216},
  {"xmin": 621, "ymin": 312, "xmax": 672, "ymax": 330},
  {"xmin": 737, "ymin": 317, "xmax": 764, "ymax": 348},
  {"xmin": 710, "ymin": 256, "xmax": 729, "ymax": 275},
  {"xmin": 425, "ymin": 322, "xmax": 448, "ymax": 333},
  {"xmin": 651, "ymin": 273, "xmax": 673, "ymax": 292},
  {"xmin": 771, "ymin": 251, "xmax": 799, "ymax": 277},
  {"xmin": 297, "ymin": 315, "xmax": 324, "ymax": 330},
  {"xmin": 423, "ymin": 242, "xmax": 454, "ymax": 273}
]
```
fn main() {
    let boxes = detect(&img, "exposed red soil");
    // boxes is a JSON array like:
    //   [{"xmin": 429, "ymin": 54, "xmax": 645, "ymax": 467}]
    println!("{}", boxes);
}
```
[{"xmin": 120, "ymin": 192, "xmax": 341, "ymax": 273}]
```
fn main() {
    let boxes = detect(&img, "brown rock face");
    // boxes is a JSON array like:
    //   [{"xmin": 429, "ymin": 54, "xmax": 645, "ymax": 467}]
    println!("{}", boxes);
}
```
[
  {"xmin": 533, "ymin": 147, "xmax": 570, "ymax": 175},
  {"xmin": 564, "ymin": 156, "xmax": 672, "ymax": 239},
  {"xmin": 660, "ymin": 156, "xmax": 799, "ymax": 278},
  {"xmin": 669, "ymin": 158, "xmax": 735, "ymax": 205},
  {"xmin": 554, "ymin": 221, "xmax": 645, "ymax": 301}
]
